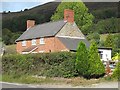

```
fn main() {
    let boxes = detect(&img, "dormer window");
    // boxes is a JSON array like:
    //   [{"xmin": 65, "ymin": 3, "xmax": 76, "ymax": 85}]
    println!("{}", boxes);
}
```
[
  {"xmin": 40, "ymin": 38, "xmax": 45, "ymax": 44},
  {"xmin": 22, "ymin": 40, "xmax": 26, "ymax": 46},
  {"xmin": 32, "ymin": 39, "xmax": 36, "ymax": 45}
]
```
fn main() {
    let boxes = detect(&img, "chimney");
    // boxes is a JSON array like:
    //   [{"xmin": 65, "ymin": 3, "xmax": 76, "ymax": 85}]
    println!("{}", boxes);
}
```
[
  {"xmin": 64, "ymin": 9, "xmax": 74, "ymax": 23},
  {"xmin": 27, "ymin": 20, "xmax": 35, "ymax": 29}
]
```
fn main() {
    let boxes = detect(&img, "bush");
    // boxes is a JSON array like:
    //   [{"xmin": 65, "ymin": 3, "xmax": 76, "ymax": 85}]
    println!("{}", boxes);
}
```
[
  {"xmin": 2, "ymin": 52, "xmax": 77, "ymax": 78},
  {"xmin": 112, "ymin": 62, "xmax": 120, "ymax": 81},
  {"xmin": 87, "ymin": 42, "xmax": 105, "ymax": 78},
  {"xmin": 42, "ymin": 59, "xmax": 78, "ymax": 78},
  {"xmin": 75, "ymin": 42, "xmax": 89, "ymax": 77}
]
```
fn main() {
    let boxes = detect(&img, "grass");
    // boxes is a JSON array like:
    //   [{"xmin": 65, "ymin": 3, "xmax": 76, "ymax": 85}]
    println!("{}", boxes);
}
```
[
  {"xmin": 2, "ymin": 74, "xmax": 102, "ymax": 86},
  {"xmin": 5, "ymin": 44, "xmax": 16, "ymax": 54}
]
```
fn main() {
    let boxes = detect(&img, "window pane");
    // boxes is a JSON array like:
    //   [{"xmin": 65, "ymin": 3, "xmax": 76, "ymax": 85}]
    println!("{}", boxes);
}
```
[
  {"xmin": 32, "ymin": 39, "xmax": 36, "ymax": 45},
  {"xmin": 22, "ymin": 40, "xmax": 26, "ymax": 46},
  {"xmin": 40, "ymin": 38, "xmax": 45, "ymax": 44}
]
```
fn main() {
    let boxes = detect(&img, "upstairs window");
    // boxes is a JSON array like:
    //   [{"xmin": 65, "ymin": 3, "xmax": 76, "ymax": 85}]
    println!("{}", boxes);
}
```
[
  {"xmin": 40, "ymin": 38, "xmax": 45, "ymax": 44},
  {"xmin": 22, "ymin": 40, "xmax": 26, "ymax": 46},
  {"xmin": 32, "ymin": 39, "xmax": 36, "ymax": 45}
]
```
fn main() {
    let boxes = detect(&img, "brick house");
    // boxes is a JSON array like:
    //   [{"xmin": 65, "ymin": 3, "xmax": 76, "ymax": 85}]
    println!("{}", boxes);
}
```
[{"xmin": 15, "ymin": 9, "xmax": 89, "ymax": 54}]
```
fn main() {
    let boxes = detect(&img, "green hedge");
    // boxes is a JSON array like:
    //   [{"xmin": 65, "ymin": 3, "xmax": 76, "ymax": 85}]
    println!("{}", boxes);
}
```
[{"xmin": 2, "ymin": 52, "xmax": 77, "ymax": 78}]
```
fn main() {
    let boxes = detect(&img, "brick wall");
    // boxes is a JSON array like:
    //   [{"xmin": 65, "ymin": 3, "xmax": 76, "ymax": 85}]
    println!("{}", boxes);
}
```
[{"xmin": 16, "ymin": 37, "xmax": 68, "ymax": 54}]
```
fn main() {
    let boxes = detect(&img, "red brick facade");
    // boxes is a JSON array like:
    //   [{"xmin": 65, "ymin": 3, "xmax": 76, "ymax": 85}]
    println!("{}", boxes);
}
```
[
  {"xmin": 16, "ymin": 9, "xmax": 75, "ymax": 54},
  {"xmin": 16, "ymin": 37, "xmax": 68, "ymax": 54}
]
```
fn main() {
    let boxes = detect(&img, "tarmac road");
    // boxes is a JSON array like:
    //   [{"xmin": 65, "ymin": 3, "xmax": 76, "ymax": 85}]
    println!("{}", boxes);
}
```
[{"xmin": 0, "ymin": 81, "xmax": 119, "ymax": 89}]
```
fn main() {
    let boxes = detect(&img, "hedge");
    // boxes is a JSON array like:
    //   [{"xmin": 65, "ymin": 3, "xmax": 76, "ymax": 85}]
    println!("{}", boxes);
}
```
[{"xmin": 2, "ymin": 52, "xmax": 77, "ymax": 78}]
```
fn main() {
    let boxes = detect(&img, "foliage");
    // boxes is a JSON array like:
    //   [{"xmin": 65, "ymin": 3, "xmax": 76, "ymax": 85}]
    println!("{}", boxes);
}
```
[
  {"xmin": 112, "ymin": 62, "xmax": 120, "ymax": 80},
  {"xmin": 51, "ymin": 1, "xmax": 94, "ymax": 35},
  {"xmin": 104, "ymin": 34, "xmax": 120, "ymax": 56},
  {"xmin": 2, "ymin": 52, "xmax": 77, "ymax": 78},
  {"xmin": 112, "ymin": 53, "xmax": 120, "ymax": 61},
  {"xmin": 75, "ymin": 42, "xmax": 89, "ymax": 77},
  {"xmin": 88, "ymin": 42, "xmax": 105, "ymax": 78},
  {"xmin": 87, "ymin": 32, "xmax": 100, "ymax": 45},
  {"xmin": 89, "ymin": 18, "xmax": 120, "ymax": 34},
  {"xmin": 92, "ymin": 7, "xmax": 118, "ymax": 22},
  {"xmin": 104, "ymin": 34, "xmax": 114, "ymax": 48},
  {"xmin": 2, "ymin": 28, "xmax": 21, "ymax": 45}
]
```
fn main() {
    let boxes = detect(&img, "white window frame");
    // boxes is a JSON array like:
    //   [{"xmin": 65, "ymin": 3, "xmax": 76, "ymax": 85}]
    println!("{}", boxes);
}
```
[
  {"xmin": 40, "ymin": 38, "xmax": 45, "ymax": 44},
  {"xmin": 22, "ymin": 40, "xmax": 26, "ymax": 46},
  {"xmin": 32, "ymin": 39, "xmax": 36, "ymax": 45},
  {"xmin": 39, "ymin": 50, "xmax": 44, "ymax": 53}
]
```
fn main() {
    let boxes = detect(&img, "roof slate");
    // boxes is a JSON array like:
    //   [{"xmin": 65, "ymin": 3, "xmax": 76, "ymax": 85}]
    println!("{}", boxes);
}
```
[
  {"xmin": 16, "ymin": 20, "xmax": 66, "ymax": 42},
  {"xmin": 57, "ymin": 37, "xmax": 90, "ymax": 51}
]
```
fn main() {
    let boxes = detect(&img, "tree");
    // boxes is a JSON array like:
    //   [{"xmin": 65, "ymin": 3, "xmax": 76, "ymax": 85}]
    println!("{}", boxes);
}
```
[
  {"xmin": 75, "ymin": 41, "xmax": 89, "ymax": 77},
  {"xmin": 88, "ymin": 42, "xmax": 105, "ymax": 78},
  {"xmin": 87, "ymin": 32, "xmax": 100, "ymax": 45},
  {"xmin": 2, "ymin": 28, "xmax": 13, "ymax": 45},
  {"xmin": 112, "ymin": 62, "xmax": 120, "ymax": 80},
  {"xmin": 104, "ymin": 34, "xmax": 117, "ymax": 56},
  {"xmin": 104, "ymin": 34, "xmax": 114, "ymax": 47},
  {"xmin": 51, "ymin": 1, "xmax": 94, "ymax": 35}
]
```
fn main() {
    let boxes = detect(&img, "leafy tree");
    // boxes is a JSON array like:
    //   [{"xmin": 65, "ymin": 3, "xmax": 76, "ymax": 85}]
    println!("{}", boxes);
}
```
[
  {"xmin": 75, "ymin": 41, "xmax": 89, "ymax": 77},
  {"xmin": 51, "ymin": 1, "xmax": 94, "ymax": 34},
  {"xmin": 2, "ymin": 28, "xmax": 13, "ymax": 45},
  {"xmin": 104, "ymin": 34, "xmax": 114, "ymax": 47},
  {"xmin": 112, "ymin": 53, "xmax": 120, "ymax": 61},
  {"xmin": 92, "ymin": 8, "xmax": 118, "ymax": 23},
  {"xmin": 89, "ymin": 18, "xmax": 120, "ymax": 34},
  {"xmin": 2, "ymin": 28, "xmax": 21, "ymax": 45},
  {"xmin": 113, "ymin": 33, "xmax": 120, "ymax": 49},
  {"xmin": 87, "ymin": 32, "xmax": 100, "ymax": 45},
  {"xmin": 88, "ymin": 42, "xmax": 105, "ymax": 78}
]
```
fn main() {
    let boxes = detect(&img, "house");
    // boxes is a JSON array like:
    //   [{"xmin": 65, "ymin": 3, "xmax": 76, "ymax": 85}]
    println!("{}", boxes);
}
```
[
  {"xmin": 98, "ymin": 47, "xmax": 112, "ymax": 62},
  {"xmin": 15, "ymin": 9, "xmax": 90, "ymax": 54}
]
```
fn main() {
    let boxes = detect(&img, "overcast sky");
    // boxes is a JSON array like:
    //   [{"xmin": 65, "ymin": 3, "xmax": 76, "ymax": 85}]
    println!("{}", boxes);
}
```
[{"xmin": 0, "ymin": 0, "xmax": 54, "ymax": 12}]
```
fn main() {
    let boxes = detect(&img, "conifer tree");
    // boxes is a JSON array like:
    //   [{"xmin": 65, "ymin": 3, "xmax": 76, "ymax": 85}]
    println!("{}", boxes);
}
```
[
  {"xmin": 88, "ymin": 42, "xmax": 105, "ymax": 77},
  {"xmin": 75, "ymin": 41, "xmax": 89, "ymax": 76}
]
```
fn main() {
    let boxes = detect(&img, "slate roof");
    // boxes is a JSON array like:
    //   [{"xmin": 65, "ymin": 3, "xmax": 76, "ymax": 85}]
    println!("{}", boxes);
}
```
[
  {"xmin": 57, "ymin": 37, "xmax": 90, "ymax": 51},
  {"xmin": 16, "ymin": 20, "xmax": 66, "ymax": 42}
]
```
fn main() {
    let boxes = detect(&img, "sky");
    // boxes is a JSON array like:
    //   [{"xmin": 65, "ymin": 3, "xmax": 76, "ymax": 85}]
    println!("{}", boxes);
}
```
[
  {"xmin": 0, "ymin": 0, "xmax": 55, "ymax": 12},
  {"xmin": 0, "ymin": 0, "xmax": 119, "ymax": 12}
]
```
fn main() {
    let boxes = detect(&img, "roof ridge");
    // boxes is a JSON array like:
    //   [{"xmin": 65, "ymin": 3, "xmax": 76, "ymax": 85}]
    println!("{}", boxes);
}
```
[{"xmin": 30, "ymin": 19, "xmax": 65, "ymax": 29}]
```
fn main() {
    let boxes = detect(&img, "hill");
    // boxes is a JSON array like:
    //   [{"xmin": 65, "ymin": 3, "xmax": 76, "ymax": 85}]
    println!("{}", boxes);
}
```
[
  {"xmin": 2, "ymin": 2, "xmax": 119, "ymax": 45},
  {"xmin": 2, "ymin": 2, "xmax": 118, "ymax": 32}
]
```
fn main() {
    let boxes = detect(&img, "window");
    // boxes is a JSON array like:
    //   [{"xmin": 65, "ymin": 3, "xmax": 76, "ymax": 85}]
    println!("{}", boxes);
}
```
[
  {"xmin": 40, "ymin": 38, "xmax": 45, "ymax": 44},
  {"xmin": 39, "ymin": 51, "xmax": 44, "ymax": 53},
  {"xmin": 22, "ymin": 40, "xmax": 26, "ymax": 46},
  {"xmin": 100, "ymin": 54, "xmax": 103, "ymax": 59},
  {"xmin": 32, "ymin": 39, "xmax": 36, "ymax": 45}
]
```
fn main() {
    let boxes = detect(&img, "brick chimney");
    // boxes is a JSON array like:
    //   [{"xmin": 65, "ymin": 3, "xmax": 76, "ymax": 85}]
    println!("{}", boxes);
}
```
[
  {"xmin": 27, "ymin": 20, "xmax": 35, "ymax": 29},
  {"xmin": 64, "ymin": 9, "xmax": 74, "ymax": 23}
]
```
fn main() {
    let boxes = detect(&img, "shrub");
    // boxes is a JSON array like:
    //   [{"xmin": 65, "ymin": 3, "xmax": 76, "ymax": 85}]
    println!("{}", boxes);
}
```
[
  {"xmin": 75, "ymin": 41, "xmax": 89, "ymax": 77},
  {"xmin": 112, "ymin": 62, "xmax": 120, "ymax": 81},
  {"xmin": 88, "ymin": 42, "xmax": 105, "ymax": 78},
  {"xmin": 2, "ymin": 52, "xmax": 77, "ymax": 78}
]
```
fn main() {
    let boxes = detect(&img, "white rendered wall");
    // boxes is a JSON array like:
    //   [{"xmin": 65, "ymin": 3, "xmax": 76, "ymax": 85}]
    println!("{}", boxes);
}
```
[{"xmin": 98, "ymin": 49, "xmax": 112, "ymax": 61}]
